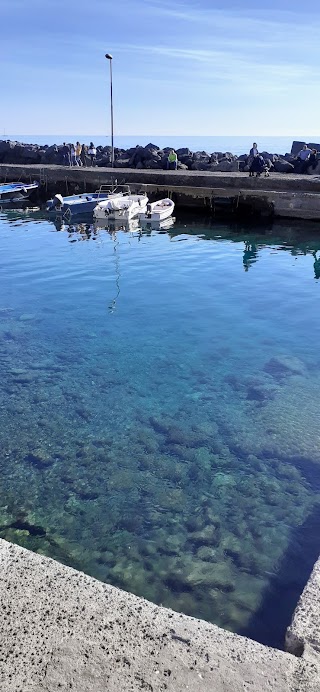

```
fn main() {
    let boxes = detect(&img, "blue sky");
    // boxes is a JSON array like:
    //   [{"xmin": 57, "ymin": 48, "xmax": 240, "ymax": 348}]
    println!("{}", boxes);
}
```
[{"xmin": 2, "ymin": 0, "xmax": 320, "ymax": 135}]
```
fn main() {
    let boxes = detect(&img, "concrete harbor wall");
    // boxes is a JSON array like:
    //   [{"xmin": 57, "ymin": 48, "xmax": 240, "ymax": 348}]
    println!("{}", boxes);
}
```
[
  {"xmin": 286, "ymin": 556, "xmax": 320, "ymax": 664},
  {"xmin": 0, "ymin": 539, "xmax": 319, "ymax": 691},
  {"xmin": 1, "ymin": 163, "xmax": 320, "ymax": 220}
]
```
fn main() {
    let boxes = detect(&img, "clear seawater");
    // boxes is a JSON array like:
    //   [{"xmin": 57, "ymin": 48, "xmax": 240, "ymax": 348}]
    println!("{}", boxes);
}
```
[
  {"xmin": 5, "ymin": 135, "xmax": 320, "ymax": 155},
  {"xmin": 1, "ymin": 208, "xmax": 320, "ymax": 648}
]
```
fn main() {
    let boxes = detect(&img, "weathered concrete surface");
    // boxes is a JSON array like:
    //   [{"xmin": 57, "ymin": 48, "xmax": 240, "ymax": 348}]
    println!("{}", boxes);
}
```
[
  {"xmin": 2, "ymin": 163, "xmax": 320, "ymax": 220},
  {"xmin": 286, "ymin": 556, "xmax": 320, "ymax": 664},
  {"xmin": 2, "ymin": 162, "xmax": 320, "ymax": 192},
  {"xmin": 0, "ymin": 539, "xmax": 319, "ymax": 691}
]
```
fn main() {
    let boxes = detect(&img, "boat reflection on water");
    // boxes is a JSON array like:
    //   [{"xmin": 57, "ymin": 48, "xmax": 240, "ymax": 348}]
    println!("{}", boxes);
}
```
[
  {"xmin": 94, "ymin": 215, "xmax": 176, "ymax": 235},
  {"xmin": 51, "ymin": 214, "xmax": 175, "ymax": 241}
]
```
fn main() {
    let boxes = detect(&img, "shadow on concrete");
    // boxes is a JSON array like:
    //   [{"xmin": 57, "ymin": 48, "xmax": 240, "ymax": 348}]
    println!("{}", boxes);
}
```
[{"xmin": 239, "ymin": 498, "xmax": 320, "ymax": 650}]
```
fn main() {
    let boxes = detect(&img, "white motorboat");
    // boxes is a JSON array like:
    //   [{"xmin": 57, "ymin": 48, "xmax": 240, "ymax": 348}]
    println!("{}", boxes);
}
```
[
  {"xmin": 138, "ymin": 198, "xmax": 175, "ymax": 222},
  {"xmin": 93, "ymin": 194, "xmax": 148, "ymax": 221}
]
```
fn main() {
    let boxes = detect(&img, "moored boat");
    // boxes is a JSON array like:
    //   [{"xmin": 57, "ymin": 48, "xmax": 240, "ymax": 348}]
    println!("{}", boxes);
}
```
[
  {"xmin": 138, "ymin": 198, "xmax": 175, "ymax": 222},
  {"xmin": 0, "ymin": 181, "xmax": 39, "ymax": 204},
  {"xmin": 46, "ymin": 185, "xmax": 130, "ymax": 217},
  {"xmin": 93, "ymin": 194, "xmax": 148, "ymax": 221}
]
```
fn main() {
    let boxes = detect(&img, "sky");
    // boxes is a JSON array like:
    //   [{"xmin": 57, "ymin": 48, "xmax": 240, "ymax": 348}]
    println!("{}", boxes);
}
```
[{"xmin": 2, "ymin": 0, "xmax": 320, "ymax": 136}]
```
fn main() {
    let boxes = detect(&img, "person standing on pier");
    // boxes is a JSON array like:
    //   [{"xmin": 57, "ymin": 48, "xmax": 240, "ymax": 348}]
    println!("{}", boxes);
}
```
[
  {"xmin": 62, "ymin": 142, "xmax": 71, "ymax": 166},
  {"xmin": 70, "ymin": 143, "xmax": 77, "ymax": 166},
  {"xmin": 75, "ymin": 142, "xmax": 82, "ymax": 166},
  {"xmin": 249, "ymin": 142, "xmax": 258, "ymax": 158},
  {"xmin": 88, "ymin": 142, "xmax": 97, "ymax": 166}
]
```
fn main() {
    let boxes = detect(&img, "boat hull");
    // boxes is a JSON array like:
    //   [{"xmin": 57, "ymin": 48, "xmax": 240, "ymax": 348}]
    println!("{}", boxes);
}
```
[
  {"xmin": 94, "ymin": 195, "xmax": 148, "ymax": 221},
  {"xmin": 0, "ymin": 182, "xmax": 39, "ymax": 204},
  {"xmin": 46, "ymin": 192, "xmax": 124, "ymax": 217},
  {"xmin": 138, "ymin": 198, "xmax": 175, "ymax": 222}
]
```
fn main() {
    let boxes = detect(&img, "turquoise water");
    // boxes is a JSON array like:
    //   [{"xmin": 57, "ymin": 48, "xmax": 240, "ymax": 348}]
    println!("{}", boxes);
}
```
[{"xmin": 1, "ymin": 209, "xmax": 320, "ymax": 647}]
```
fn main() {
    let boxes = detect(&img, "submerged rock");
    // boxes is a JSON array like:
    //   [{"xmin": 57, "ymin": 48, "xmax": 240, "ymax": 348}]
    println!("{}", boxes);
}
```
[
  {"xmin": 264, "ymin": 355, "xmax": 306, "ymax": 379},
  {"xmin": 25, "ymin": 449, "xmax": 53, "ymax": 469}
]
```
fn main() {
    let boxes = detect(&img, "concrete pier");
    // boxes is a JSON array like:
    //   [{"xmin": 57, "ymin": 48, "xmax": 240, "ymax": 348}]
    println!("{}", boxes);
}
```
[
  {"xmin": 0, "ymin": 539, "xmax": 319, "ymax": 691},
  {"xmin": 1, "ymin": 163, "xmax": 320, "ymax": 220}
]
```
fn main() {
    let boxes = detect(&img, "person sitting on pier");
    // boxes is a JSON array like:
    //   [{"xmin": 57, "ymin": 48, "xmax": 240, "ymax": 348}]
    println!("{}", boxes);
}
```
[
  {"xmin": 301, "ymin": 149, "xmax": 318, "ymax": 174},
  {"xmin": 249, "ymin": 153, "xmax": 265, "ymax": 177},
  {"xmin": 296, "ymin": 144, "xmax": 312, "ymax": 173},
  {"xmin": 167, "ymin": 149, "xmax": 178, "ymax": 170}
]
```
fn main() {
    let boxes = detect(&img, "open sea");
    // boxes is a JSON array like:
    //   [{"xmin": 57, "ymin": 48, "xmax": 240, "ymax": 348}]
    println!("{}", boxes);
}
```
[
  {"xmin": 1, "ymin": 204, "xmax": 320, "ymax": 650},
  {"xmin": 6, "ymin": 135, "xmax": 320, "ymax": 155}
]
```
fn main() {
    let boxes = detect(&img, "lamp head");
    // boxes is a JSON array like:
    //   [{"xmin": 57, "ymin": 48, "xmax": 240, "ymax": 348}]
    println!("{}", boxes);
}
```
[{"xmin": 105, "ymin": 53, "xmax": 113, "ymax": 60}]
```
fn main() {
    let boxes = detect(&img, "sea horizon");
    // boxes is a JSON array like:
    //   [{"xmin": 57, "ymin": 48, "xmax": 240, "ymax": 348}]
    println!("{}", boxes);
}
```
[{"xmin": 4, "ymin": 134, "xmax": 320, "ymax": 156}]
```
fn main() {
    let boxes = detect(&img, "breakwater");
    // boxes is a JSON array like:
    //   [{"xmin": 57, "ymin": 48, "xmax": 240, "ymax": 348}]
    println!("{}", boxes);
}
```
[
  {"xmin": 1, "ymin": 138, "xmax": 320, "ymax": 174},
  {"xmin": 2, "ymin": 162, "xmax": 320, "ymax": 220}
]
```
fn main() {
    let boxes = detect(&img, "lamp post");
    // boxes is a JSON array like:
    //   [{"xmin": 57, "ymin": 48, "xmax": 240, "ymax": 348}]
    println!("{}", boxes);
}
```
[{"xmin": 105, "ymin": 53, "xmax": 114, "ymax": 167}]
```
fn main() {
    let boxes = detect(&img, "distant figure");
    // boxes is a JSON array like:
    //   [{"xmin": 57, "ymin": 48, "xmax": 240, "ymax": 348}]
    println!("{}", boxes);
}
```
[
  {"xmin": 70, "ymin": 143, "xmax": 77, "ymax": 166},
  {"xmin": 301, "ymin": 148, "xmax": 318, "ymax": 174},
  {"xmin": 75, "ymin": 141, "xmax": 82, "ymax": 166},
  {"xmin": 80, "ymin": 144, "xmax": 87, "ymax": 166},
  {"xmin": 62, "ymin": 142, "xmax": 70, "ymax": 166},
  {"xmin": 88, "ymin": 142, "xmax": 97, "ymax": 166},
  {"xmin": 313, "ymin": 251, "xmax": 320, "ymax": 279},
  {"xmin": 167, "ymin": 149, "xmax": 178, "ymax": 170},
  {"xmin": 296, "ymin": 144, "xmax": 312, "ymax": 173},
  {"xmin": 249, "ymin": 142, "xmax": 259, "ymax": 158},
  {"xmin": 249, "ymin": 154, "xmax": 265, "ymax": 177},
  {"xmin": 248, "ymin": 142, "xmax": 258, "ymax": 173}
]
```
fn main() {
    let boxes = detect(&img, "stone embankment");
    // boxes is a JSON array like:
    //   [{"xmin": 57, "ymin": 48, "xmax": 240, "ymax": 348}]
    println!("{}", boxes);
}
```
[
  {"xmin": 0, "ymin": 539, "xmax": 319, "ymax": 691},
  {"xmin": 1, "ymin": 138, "xmax": 320, "ymax": 174},
  {"xmin": 2, "ymin": 162, "xmax": 320, "ymax": 220}
]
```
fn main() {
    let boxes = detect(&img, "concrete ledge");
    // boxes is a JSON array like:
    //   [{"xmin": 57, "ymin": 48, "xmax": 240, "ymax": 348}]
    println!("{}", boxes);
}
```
[
  {"xmin": 1, "ymin": 162, "xmax": 320, "ymax": 192},
  {"xmin": 0, "ymin": 539, "xmax": 319, "ymax": 691},
  {"xmin": 286, "ymin": 556, "xmax": 320, "ymax": 664},
  {"xmin": 2, "ymin": 163, "xmax": 320, "ymax": 220}
]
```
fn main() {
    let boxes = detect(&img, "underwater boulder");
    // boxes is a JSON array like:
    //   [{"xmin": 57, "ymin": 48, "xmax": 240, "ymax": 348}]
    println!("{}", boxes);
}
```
[{"xmin": 264, "ymin": 355, "xmax": 306, "ymax": 379}]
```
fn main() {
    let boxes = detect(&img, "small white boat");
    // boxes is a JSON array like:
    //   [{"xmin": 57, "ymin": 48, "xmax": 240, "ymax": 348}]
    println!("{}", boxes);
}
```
[
  {"xmin": 94, "ymin": 194, "xmax": 148, "ymax": 221},
  {"xmin": 138, "ymin": 198, "xmax": 175, "ymax": 222}
]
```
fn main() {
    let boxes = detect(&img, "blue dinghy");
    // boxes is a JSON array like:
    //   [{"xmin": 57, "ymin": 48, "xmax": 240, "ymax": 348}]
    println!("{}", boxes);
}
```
[
  {"xmin": 46, "ymin": 185, "xmax": 130, "ymax": 218},
  {"xmin": 0, "ymin": 181, "xmax": 39, "ymax": 203}
]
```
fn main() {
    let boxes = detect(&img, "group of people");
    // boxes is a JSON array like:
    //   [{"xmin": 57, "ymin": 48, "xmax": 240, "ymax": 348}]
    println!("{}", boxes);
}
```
[
  {"xmin": 248, "ymin": 143, "xmax": 269, "ymax": 177},
  {"xmin": 61, "ymin": 142, "xmax": 97, "ymax": 167},
  {"xmin": 295, "ymin": 145, "xmax": 318, "ymax": 174},
  {"xmin": 248, "ymin": 142, "xmax": 319, "ymax": 177}
]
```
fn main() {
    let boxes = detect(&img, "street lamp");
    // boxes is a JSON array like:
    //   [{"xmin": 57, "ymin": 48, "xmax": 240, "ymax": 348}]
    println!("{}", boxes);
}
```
[{"xmin": 105, "ymin": 53, "xmax": 114, "ymax": 167}]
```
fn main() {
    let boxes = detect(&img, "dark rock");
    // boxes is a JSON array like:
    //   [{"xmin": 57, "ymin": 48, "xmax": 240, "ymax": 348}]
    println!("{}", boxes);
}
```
[
  {"xmin": 214, "ymin": 160, "xmax": 239, "ymax": 172},
  {"xmin": 145, "ymin": 142, "xmax": 160, "ymax": 152},
  {"xmin": 307, "ymin": 142, "xmax": 320, "ymax": 151},
  {"xmin": 191, "ymin": 161, "xmax": 214, "ymax": 171},
  {"xmin": 176, "ymin": 147, "xmax": 191, "ymax": 157},
  {"xmin": 273, "ymin": 159, "xmax": 294, "ymax": 173},
  {"xmin": 291, "ymin": 140, "xmax": 306, "ymax": 156}
]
